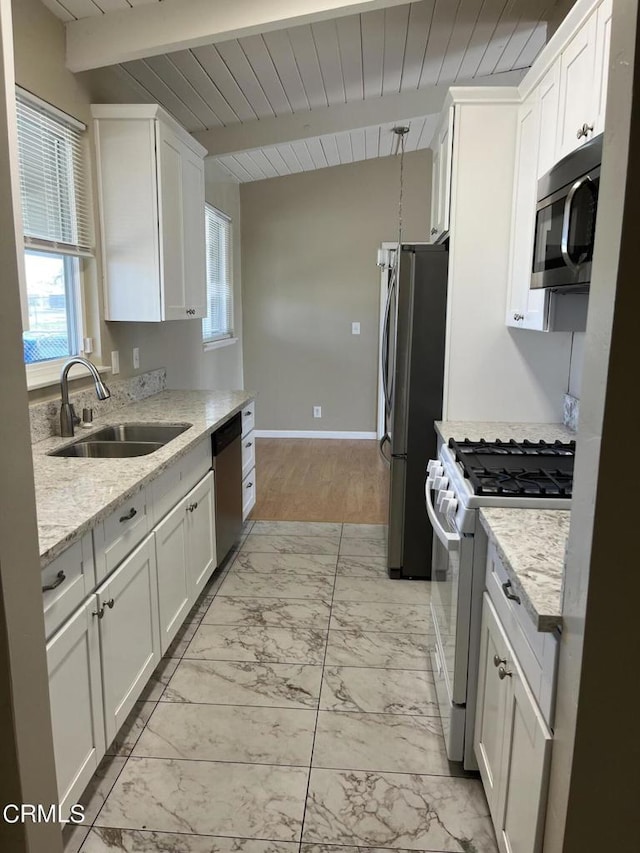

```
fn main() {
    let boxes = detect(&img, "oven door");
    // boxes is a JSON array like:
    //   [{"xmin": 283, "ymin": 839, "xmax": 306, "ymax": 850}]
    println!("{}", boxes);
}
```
[
  {"xmin": 425, "ymin": 483, "xmax": 474, "ymax": 707},
  {"xmin": 531, "ymin": 166, "xmax": 599, "ymax": 290}
]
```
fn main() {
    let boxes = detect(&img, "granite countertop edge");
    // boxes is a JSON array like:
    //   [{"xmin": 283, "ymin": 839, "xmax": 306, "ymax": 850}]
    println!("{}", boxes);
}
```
[
  {"xmin": 34, "ymin": 389, "xmax": 254, "ymax": 568},
  {"xmin": 435, "ymin": 419, "xmax": 576, "ymax": 443},
  {"xmin": 479, "ymin": 508, "xmax": 567, "ymax": 633}
]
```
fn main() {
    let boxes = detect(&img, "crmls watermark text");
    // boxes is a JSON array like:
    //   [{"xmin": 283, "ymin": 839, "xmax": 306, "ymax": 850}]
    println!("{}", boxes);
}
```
[{"xmin": 2, "ymin": 804, "xmax": 85, "ymax": 824}]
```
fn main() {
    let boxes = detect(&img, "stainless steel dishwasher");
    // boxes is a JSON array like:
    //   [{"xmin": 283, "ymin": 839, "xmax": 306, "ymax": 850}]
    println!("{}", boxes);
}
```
[{"xmin": 211, "ymin": 413, "xmax": 243, "ymax": 566}]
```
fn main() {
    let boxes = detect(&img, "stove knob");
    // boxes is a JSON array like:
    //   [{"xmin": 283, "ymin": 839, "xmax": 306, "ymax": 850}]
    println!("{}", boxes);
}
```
[
  {"xmin": 433, "ymin": 475, "xmax": 449, "ymax": 492},
  {"xmin": 427, "ymin": 459, "xmax": 442, "ymax": 475},
  {"xmin": 437, "ymin": 489, "xmax": 454, "ymax": 511},
  {"xmin": 443, "ymin": 496, "xmax": 458, "ymax": 520}
]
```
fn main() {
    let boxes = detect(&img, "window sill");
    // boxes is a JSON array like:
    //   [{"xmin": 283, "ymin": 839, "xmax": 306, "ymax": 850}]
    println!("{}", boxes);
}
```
[
  {"xmin": 26, "ymin": 359, "xmax": 112, "ymax": 391},
  {"xmin": 203, "ymin": 336, "xmax": 238, "ymax": 353}
]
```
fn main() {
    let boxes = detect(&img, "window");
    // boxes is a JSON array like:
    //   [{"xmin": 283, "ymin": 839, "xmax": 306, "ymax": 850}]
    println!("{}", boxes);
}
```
[
  {"xmin": 15, "ymin": 88, "xmax": 92, "ymax": 366},
  {"xmin": 202, "ymin": 204, "xmax": 233, "ymax": 344}
]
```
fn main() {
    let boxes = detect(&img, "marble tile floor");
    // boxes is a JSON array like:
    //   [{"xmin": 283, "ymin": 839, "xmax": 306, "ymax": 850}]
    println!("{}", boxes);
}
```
[{"xmin": 66, "ymin": 520, "xmax": 497, "ymax": 853}]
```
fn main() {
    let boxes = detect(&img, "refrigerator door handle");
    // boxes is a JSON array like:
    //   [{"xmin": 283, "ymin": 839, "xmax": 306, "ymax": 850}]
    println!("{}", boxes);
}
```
[
  {"xmin": 381, "ymin": 265, "xmax": 397, "ymax": 415},
  {"xmin": 379, "ymin": 433, "xmax": 391, "ymax": 465}
]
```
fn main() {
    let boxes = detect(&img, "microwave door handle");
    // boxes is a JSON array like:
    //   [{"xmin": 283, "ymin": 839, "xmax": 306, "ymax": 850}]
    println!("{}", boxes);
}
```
[
  {"xmin": 561, "ymin": 176, "xmax": 593, "ymax": 271},
  {"xmin": 424, "ymin": 480, "xmax": 460, "ymax": 551}
]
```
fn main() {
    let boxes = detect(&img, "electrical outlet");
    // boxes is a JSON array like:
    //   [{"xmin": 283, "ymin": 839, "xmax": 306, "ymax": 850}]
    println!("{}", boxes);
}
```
[
  {"xmin": 313, "ymin": 406, "xmax": 322, "ymax": 418},
  {"xmin": 133, "ymin": 347, "xmax": 140, "ymax": 369},
  {"xmin": 352, "ymin": 321, "xmax": 361, "ymax": 335},
  {"xmin": 111, "ymin": 350, "xmax": 120, "ymax": 375}
]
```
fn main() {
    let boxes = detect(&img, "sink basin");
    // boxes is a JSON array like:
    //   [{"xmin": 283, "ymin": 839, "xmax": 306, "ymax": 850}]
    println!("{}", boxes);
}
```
[
  {"xmin": 77, "ymin": 423, "xmax": 190, "ymax": 444},
  {"xmin": 51, "ymin": 441, "xmax": 165, "ymax": 458}
]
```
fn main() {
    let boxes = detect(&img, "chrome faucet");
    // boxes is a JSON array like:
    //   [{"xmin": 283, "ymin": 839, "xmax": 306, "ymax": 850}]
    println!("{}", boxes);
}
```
[{"xmin": 59, "ymin": 357, "xmax": 111, "ymax": 437}]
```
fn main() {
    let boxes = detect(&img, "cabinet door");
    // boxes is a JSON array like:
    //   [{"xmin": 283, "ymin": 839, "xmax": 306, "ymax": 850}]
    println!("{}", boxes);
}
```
[
  {"xmin": 155, "ymin": 498, "xmax": 190, "ymax": 655},
  {"xmin": 97, "ymin": 534, "xmax": 160, "ymax": 745},
  {"xmin": 182, "ymin": 145, "xmax": 207, "ymax": 318},
  {"xmin": 556, "ymin": 13, "xmax": 597, "ymax": 159},
  {"xmin": 186, "ymin": 471, "xmax": 216, "ymax": 601},
  {"xmin": 430, "ymin": 143, "xmax": 441, "ymax": 241},
  {"xmin": 536, "ymin": 60, "xmax": 561, "ymax": 178},
  {"xmin": 430, "ymin": 107, "xmax": 454, "ymax": 241},
  {"xmin": 506, "ymin": 96, "xmax": 546, "ymax": 330},
  {"xmin": 474, "ymin": 594, "xmax": 510, "ymax": 823},
  {"xmin": 594, "ymin": 0, "xmax": 613, "ymax": 135},
  {"xmin": 157, "ymin": 122, "xmax": 187, "ymax": 320},
  {"xmin": 497, "ymin": 659, "xmax": 553, "ymax": 853},
  {"xmin": 47, "ymin": 598, "xmax": 105, "ymax": 817}
]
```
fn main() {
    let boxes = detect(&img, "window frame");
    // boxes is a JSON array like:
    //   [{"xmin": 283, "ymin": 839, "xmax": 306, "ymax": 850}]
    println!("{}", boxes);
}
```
[
  {"xmin": 15, "ymin": 87, "xmax": 98, "ymax": 388},
  {"xmin": 202, "ymin": 203, "xmax": 234, "ymax": 347}
]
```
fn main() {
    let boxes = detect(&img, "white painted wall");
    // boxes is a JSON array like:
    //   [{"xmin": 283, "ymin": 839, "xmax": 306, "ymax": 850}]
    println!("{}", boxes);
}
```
[{"xmin": 444, "ymin": 100, "xmax": 572, "ymax": 422}]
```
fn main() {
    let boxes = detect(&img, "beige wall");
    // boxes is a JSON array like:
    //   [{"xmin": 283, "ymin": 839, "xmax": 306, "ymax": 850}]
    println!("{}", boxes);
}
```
[
  {"xmin": 241, "ymin": 150, "xmax": 431, "ymax": 432},
  {"xmin": 12, "ymin": 0, "xmax": 243, "ymax": 401}
]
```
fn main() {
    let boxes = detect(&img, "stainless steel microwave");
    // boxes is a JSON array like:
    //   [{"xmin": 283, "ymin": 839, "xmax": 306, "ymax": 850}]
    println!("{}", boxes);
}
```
[{"xmin": 531, "ymin": 134, "xmax": 602, "ymax": 292}]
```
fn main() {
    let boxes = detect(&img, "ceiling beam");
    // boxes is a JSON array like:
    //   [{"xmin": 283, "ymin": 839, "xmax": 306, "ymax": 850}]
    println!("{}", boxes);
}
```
[
  {"xmin": 66, "ymin": 0, "xmax": 413, "ymax": 72},
  {"xmin": 192, "ymin": 71, "xmax": 526, "ymax": 157}
]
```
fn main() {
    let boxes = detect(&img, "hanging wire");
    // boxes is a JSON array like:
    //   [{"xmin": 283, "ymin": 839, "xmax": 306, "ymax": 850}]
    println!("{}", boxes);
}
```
[{"xmin": 392, "ymin": 126, "xmax": 409, "ymax": 248}]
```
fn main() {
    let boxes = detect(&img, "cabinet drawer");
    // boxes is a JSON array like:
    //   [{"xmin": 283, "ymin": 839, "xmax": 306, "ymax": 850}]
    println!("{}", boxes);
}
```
[
  {"xmin": 42, "ymin": 534, "xmax": 96, "ymax": 639},
  {"xmin": 94, "ymin": 489, "xmax": 149, "ymax": 583},
  {"xmin": 180, "ymin": 438, "xmax": 212, "ymax": 493},
  {"xmin": 485, "ymin": 542, "xmax": 558, "ymax": 726},
  {"xmin": 241, "ymin": 402, "xmax": 255, "ymax": 438},
  {"xmin": 242, "ymin": 468, "xmax": 256, "ymax": 521},
  {"xmin": 242, "ymin": 430, "xmax": 256, "ymax": 480}
]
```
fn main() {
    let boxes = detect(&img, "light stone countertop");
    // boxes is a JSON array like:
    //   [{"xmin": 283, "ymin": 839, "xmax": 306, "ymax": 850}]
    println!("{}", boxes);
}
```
[
  {"xmin": 33, "ymin": 389, "xmax": 253, "ymax": 568},
  {"xmin": 479, "ymin": 507, "xmax": 570, "ymax": 632},
  {"xmin": 435, "ymin": 420, "xmax": 575, "ymax": 444}
]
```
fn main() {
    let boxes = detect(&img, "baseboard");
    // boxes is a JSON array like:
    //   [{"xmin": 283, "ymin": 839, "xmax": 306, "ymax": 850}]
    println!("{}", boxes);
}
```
[{"xmin": 253, "ymin": 430, "xmax": 378, "ymax": 440}]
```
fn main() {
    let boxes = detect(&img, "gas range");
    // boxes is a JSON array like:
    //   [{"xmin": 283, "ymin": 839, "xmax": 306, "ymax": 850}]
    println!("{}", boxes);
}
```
[{"xmin": 430, "ymin": 437, "xmax": 575, "ymax": 534}]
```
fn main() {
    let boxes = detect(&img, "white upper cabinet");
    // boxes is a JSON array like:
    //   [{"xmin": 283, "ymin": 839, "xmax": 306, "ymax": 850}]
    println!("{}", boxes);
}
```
[
  {"xmin": 430, "ymin": 107, "xmax": 455, "ymax": 242},
  {"xmin": 556, "ymin": 12, "xmax": 598, "ymax": 159},
  {"xmin": 506, "ymin": 95, "xmax": 548, "ymax": 331},
  {"xmin": 593, "ymin": 0, "xmax": 613, "ymax": 135},
  {"xmin": 92, "ymin": 104, "xmax": 207, "ymax": 322},
  {"xmin": 536, "ymin": 61, "xmax": 561, "ymax": 179}
]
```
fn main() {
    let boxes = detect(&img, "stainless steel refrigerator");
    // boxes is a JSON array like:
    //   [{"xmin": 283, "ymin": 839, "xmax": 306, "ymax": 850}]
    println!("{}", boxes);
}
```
[{"xmin": 380, "ymin": 243, "xmax": 448, "ymax": 580}]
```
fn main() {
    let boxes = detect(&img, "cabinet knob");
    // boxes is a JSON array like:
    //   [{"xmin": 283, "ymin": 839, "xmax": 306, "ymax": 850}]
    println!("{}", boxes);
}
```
[
  {"xmin": 246, "ymin": 482, "xmax": 253, "ymax": 488},
  {"xmin": 187, "ymin": 501, "xmax": 199, "ymax": 512},
  {"xmin": 186, "ymin": 308, "xmax": 196, "ymax": 316},
  {"xmin": 92, "ymin": 605, "xmax": 105, "ymax": 619},
  {"xmin": 245, "ymin": 441, "xmax": 253, "ymax": 448},
  {"xmin": 513, "ymin": 312, "xmax": 524, "ymax": 322},
  {"xmin": 493, "ymin": 654, "xmax": 507, "ymax": 668},
  {"xmin": 576, "ymin": 123, "xmax": 594, "ymax": 139},
  {"xmin": 498, "ymin": 665, "xmax": 513, "ymax": 680},
  {"xmin": 106, "ymin": 598, "xmax": 115, "ymax": 609},
  {"xmin": 430, "ymin": 227, "xmax": 438, "ymax": 235}
]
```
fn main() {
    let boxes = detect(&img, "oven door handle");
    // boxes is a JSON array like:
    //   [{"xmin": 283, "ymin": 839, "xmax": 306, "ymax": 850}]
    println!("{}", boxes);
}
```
[
  {"xmin": 561, "ymin": 175, "xmax": 594, "ymax": 271},
  {"xmin": 424, "ymin": 480, "xmax": 460, "ymax": 551}
]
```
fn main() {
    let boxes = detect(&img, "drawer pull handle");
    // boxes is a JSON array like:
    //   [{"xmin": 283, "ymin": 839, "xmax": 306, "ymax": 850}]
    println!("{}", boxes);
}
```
[
  {"xmin": 42, "ymin": 570, "xmax": 66, "ymax": 592},
  {"xmin": 498, "ymin": 665, "xmax": 513, "ymax": 680},
  {"xmin": 493, "ymin": 654, "xmax": 507, "ymax": 668},
  {"xmin": 245, "ymin": 442, "xmax": 253, "ymax": 448},
  {"xmin": 92, "ymin": 605, "xmax": 105, "ymax": 619},
  {"xmin": 502, "ymin": 581, "xmax": 521, "ymax": 604},
  {"xmin": 187, "ymin": 502, "xmax": 199, "ymax": 512},
  {"xmin": 119, "ymin": 507, "xmax": 137, "ymax": 523}
]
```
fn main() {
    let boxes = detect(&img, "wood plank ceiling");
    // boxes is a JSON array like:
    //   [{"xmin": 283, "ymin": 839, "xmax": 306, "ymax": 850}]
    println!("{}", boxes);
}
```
[{"xmin": 42, "ymin": 0, "xmax": 559, "ymax": 181}]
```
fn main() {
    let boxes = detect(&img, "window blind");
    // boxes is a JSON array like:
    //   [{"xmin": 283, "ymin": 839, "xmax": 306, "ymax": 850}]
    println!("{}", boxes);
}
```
[
  {"xmin": 15, "ymin": 89, "xmax": 93, "ymax": 256},
  {"xmin": 203, "ymin": 204, "xmax": 233, "ymax": 342}
]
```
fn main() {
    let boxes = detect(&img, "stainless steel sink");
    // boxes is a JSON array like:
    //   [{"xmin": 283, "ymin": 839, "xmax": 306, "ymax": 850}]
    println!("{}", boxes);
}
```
[
  {"xmin": 48, "ymin": 422, "xmax": 192, "ymax": 458},
  {"xmin": 51, "ymin": 441, "xmax": 165, "ymax": 458},
  {"xmin": 77, "ymin": 423, "xmax": 190, "ymax": 444}
]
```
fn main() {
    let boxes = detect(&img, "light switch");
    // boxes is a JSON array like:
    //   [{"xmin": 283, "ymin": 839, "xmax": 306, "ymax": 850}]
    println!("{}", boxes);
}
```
[
  {"xmin": 352, "ymin": 322, "xmax": 361, "ymax": 335},
  {"xmin": 111, "ymin": 350, "xmax": 120, "ymax": 375}
]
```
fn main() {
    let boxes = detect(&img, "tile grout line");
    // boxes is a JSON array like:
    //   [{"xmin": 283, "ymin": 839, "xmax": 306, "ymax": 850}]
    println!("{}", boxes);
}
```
[{"xmin": 296, "ymin": 525, "xmax": 342, "ymax": 850}]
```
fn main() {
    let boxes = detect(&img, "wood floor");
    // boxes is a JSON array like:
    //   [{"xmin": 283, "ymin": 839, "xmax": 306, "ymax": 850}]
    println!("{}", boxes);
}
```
[{"xmin": 251, "ymin": 438, "xmax": 389, "ymax": 523}]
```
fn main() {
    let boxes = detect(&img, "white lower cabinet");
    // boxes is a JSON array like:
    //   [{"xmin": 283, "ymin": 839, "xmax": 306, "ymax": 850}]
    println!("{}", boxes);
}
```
[
  {"xmin": 475, "ymin": 594, "xmax": 552, "ymax": 853},
  {"xmin": 46, "ymin": 598, "xmax": 105, "ymax": 818},
  {"xmin": 185, "ymin": 471, "xmax": 216, "ymax": 600},
  {"xmin": 96, "ymin": 534, "xmax": 160, "ymax": 745},
  {"xmin": 154, "ymin": 498, "xmax": 191, "ymax": 655}
]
